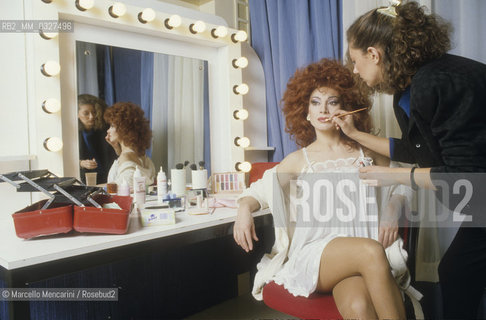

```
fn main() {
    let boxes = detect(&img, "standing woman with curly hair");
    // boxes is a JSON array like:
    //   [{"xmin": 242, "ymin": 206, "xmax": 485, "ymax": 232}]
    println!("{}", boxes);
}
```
[
  {"xmin": 338, "ymin": 1, "xmax": 486, "ymax": 318},
  {"xmin": 104, "ymin": 102, "xmax": 155, "ymax": 188},
  {"xmin": 78, "ymin": 94, "xmax": 116, "ymax": 184},
  {"xmin": 234, "ymin": 59, "xmax": 408, "ymax": 319}
]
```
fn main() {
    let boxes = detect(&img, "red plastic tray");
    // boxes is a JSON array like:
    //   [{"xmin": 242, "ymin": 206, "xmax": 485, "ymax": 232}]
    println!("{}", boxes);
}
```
[
  {"xmin": 73, "ymin": 195, "xmax": 133, "ymax": 234},
  {"xmin": 12, "ymin": 200, "xmax": 73, "ymax": 239}
]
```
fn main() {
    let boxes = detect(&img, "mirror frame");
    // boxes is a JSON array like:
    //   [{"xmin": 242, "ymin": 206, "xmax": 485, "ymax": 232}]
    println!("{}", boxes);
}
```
[{"xmin": 33, "ymin": 0, "xmax": 246, "ymax": 178}]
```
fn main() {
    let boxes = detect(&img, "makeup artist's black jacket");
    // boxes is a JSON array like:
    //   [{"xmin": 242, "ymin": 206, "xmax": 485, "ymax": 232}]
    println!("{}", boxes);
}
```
[
  {"xmin": 390, "ymin": 54, "xmax": 486, "ymax": 217},
  {"xmin": 390, "ymin": 53, "xmax": 486, "ymax": 174}
]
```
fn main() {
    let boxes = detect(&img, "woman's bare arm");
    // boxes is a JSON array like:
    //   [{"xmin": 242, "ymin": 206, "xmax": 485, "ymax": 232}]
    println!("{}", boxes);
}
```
[{"xmin": 331, "ymin": 111, "xmax": 391, "ymax": 157}]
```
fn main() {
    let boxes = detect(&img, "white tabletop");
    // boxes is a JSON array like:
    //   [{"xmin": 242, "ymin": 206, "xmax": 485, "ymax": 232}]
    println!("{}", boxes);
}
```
[{"xmin": 0, "ymin": 198, "xmax": 270, "ymax": 270}]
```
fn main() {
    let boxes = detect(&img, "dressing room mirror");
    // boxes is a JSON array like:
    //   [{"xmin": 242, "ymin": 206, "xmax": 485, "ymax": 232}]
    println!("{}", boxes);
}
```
[{"xmin": 75, "ymin": 40, "xmax": 211, "ymax": 184}]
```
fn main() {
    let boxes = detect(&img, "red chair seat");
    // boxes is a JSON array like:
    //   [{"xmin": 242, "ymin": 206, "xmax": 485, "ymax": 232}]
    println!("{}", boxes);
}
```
[
  {"xmin": 263, "ymin": 281, "xmax": 342, "ymax": 319},
  {"xmin": 248, "ymin": 162, "xmax": 279, "ymax": 185}
]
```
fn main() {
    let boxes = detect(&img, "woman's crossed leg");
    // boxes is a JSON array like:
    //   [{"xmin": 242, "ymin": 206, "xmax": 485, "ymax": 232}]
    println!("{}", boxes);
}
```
[
  {"xmin": 333, "ymin": 276, "xmax": 377, "ymax": 319},
  {"xmin": 317, "ymin": 237, "xmax": 405, "ymax": 319}
]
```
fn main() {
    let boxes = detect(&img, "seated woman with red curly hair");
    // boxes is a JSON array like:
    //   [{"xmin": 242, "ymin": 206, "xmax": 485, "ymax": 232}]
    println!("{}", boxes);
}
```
[
  {"xmin": 104, "ymin": 102, "xmax": 155, "ymax": 188},
  {"xmin": 233, "ymin": 59, "xmax": 409, "ymax": 319}
]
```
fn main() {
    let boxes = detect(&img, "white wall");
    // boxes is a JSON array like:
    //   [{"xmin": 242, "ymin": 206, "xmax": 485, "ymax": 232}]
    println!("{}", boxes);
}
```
[
  {"xmin": 433, "ymin": 0, "xmax": 486, "ymax": 65},
  {"xmin": 0, "ymin": 1, "xmax": 34, "ymax": 217},
  {"xmin": 213, "ymin": 0, "xmax": 237, "ymax": 28}
]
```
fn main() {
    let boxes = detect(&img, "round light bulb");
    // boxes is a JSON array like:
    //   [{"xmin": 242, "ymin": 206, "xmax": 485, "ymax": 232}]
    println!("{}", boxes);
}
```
[
  {"xmin": 231, "ymin": 30, "xmax": 248, "ymax": 43},
  {"xmin": 189, "ymin": 20, "xmax": 206, "ymax": 34},
  {"xmin": 41, "ymin": 61, "xmax": 61, "ymax": 77},
  {"xmin": 232, "ymin": 57, "xmax": 248, "ymax": 69},
  {"xmin": 138, "ymin": 8, "xmax": 156, "ymax": 23},
  {"xmin": 42, "ymin": 99, "xmax": 61, "ymax": 114},
  {"xmin": 211, "ymin": 26, "xmax": 228, "ymax": 38},
  {"xmin": 235, "ymin": 161, "xmax": 252, "ymax": 173},
  {"xmin": 43, "ymin": 137, "xmax": 63, "ymax": 152},
  {"xmin": 39, "ymin": 30, "xmax": 58, "ymax": 40},
  {"xmin": 233, "ymin": 83, "xmax": 249, "ymax": 95},
  {"xmin": 75, "ymin": 0, "xmax": 94, "ymax": 11},
  {"xmin": 164, "ymin": 14, "xmax": 181, "ymax": 29},
  {"xmin": 233, "ymin": 109, "xmax": 249, "ymax": 120},
  {"xmin": 109, "ymin": 2, "xmax": 127, "ymax": 18},
  {"xmin": 234, "ymin": 136, "xmax": 250, "ymax": 148}
]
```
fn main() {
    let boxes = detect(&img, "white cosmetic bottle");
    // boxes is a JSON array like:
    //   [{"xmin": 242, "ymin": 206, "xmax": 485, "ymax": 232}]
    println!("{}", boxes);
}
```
[
  {"xmin": 118, "ymin": 178, "xmax": 130, "ymax": 197},
  {"xmin": 157, "ymin": 166, "xmax": 167, "ymax": 202},
  {"xmin": 133, "ymin": 166, "xmax": 146, "ymax": 205},
  {"xmin": 171, "ymin": 168, "xmax": 186, "ymax": 196}
]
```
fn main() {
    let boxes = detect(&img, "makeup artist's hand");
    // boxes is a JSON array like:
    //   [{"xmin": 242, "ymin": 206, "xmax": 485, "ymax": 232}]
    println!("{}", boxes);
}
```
[
  {"xmin": 80, "ymin": 158, "xmax": 97, "ymax": 170},
  {"xmin": 234, "ymin": 205, "xmax": 259, "ymax": 252},
  {"xmin": 331, "ymin": 110, "xmax": 358, "ymax": 137},
  {"xmin": 359, "ymin": 166, "xmax": 408, "ymax": 186}
]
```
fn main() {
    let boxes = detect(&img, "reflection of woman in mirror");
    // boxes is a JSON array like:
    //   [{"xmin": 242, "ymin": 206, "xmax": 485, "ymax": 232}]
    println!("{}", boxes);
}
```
[
  {"xmin": 104, "ymin": 102, "xmax": 155, "ymax": 187},
  {"xmin": 78, "ymin": 94, "xmax": 116, "ymax": 184},
  {"xmin": 234, "ymin": 59, "xmax": 411, "ymax": 319}
]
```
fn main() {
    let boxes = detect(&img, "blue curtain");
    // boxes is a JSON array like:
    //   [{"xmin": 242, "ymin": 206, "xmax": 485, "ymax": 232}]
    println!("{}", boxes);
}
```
[
  {"xmin": 141, "ymin": 51, "xmax": 154, "ymax": 132},
  {"xmin": 249, "ymin": 0, "xmax": 342, "ymax": 161},
  {"xmin": 203, "ymin": 61, "xmax": 211, "ymax": 175},
  {"xmin": 104, "ymin": 46, "xmax": 114, "ymax": 107},
  {"xmin": 141, "ymin": 51, "xmax": 154, "ymax": 157},
  {"xmin": 112, "ymin": 47, "xmax": 142, "ymax": 105},
  {"xmin": 433, "ymin": 0, "xmax": 486, "ymax": 64}
]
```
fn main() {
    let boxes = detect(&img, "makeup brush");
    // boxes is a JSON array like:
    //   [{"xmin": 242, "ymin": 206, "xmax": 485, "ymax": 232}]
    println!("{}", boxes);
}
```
[{"xmin": 324, "ymin": 107, "xmax": 369, "ymax": 122}]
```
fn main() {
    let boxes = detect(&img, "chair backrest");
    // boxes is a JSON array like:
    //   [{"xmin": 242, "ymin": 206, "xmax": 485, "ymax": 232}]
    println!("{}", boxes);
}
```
[{"xmin": 248, "ymin": 162, "xmax": 279, "ymax": 186}]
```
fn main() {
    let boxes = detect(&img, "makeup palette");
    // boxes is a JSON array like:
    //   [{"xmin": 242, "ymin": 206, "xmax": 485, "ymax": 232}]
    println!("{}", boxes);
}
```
[{"xmin": 212, "ymin": 172, "xmax": 245, "ymax": 193}]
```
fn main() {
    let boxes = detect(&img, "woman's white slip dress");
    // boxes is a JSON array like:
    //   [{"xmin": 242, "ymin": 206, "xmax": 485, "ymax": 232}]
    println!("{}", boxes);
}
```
[{"xmin": 272, "ymin": 147, "xmax": 379, "ymax": 297}]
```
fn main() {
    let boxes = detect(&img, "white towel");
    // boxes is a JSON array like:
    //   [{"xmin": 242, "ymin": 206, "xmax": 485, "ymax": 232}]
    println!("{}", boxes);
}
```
[{"xmin": 386, "ymin": 238, "xmax": 424, "ymax": 319}]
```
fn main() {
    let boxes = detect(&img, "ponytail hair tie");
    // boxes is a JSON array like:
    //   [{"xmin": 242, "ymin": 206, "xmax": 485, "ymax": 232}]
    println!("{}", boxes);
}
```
[{"xmin": 377, "ymin": 0, "xmax": 401, "ymax": 18}]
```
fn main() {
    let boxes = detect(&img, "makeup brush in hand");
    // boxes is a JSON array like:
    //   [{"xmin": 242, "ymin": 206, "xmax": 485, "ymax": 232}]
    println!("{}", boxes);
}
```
[{"xmin": 324, "ymin": 107, "xmax": 369, "ymax": 122}]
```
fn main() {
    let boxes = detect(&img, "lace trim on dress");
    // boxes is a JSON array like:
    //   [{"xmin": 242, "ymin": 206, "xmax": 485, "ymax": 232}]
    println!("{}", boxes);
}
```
[{"xmin": 301, "ymin": 147, "xmax": 373, "ymax": 172}]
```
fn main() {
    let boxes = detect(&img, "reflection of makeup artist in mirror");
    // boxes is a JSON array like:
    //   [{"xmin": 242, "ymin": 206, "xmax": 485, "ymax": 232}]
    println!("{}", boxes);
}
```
[
  {"xmin": 104, "ymin": 102, "xmax": 155, "ymax": 188},
  {"xmin": 336, "ymin": 1, "xmax": 486, "ymax": 318},
  {"xmin": 78, "ymin": 94, "xmax": 116, "ymax": 184}
]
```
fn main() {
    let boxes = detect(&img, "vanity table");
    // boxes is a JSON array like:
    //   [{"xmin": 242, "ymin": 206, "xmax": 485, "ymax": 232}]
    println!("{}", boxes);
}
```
[{"xmin": 0, "ymin": 205, "xmax": 273, "ymax": 319}]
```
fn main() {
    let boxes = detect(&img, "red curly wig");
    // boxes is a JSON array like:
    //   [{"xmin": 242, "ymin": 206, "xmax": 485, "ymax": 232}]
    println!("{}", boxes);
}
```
[
  {"xmin": 104, "ymin": 102, "xmax": 152, "ymax": 157},
  {"xmin": 282, "ymin": 58, "xmax": 372, "ymax": 148}
]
